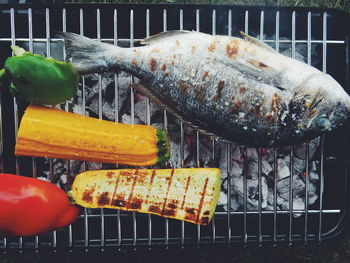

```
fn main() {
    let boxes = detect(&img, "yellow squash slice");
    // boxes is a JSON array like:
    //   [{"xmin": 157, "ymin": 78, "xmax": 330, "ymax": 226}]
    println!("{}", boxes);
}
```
[{"xmin": 70, "ymin": 168, "xmax": 221, "ymax": 225}]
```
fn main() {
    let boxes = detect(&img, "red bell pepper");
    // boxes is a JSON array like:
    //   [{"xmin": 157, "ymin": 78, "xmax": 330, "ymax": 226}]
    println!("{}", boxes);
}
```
[{"xmin": 0, "ymin": 173, "xmax": 79, "ymax": 237}]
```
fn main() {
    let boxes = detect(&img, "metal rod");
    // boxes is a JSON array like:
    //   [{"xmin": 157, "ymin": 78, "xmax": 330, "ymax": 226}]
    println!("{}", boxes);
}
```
[
  {"xmin": 244, "ymin": 10, "xmax": 248, "ymax": 34},
  {"xmin": 228, "ymin": 10, "xmax": 232, "ymax": 36},
  {"xmin": 243, "ymin": 147, "xmax": 247, "ymax": 244},
  {"xmin": 78, "ymin": 208, "xmax": 341, "ymax": 218},
  {"xmin": 212, "ymin": 9, "xmax": 216, "ymax": 35},
  {"xmin": 275, "ymin": 11, "xmax": 280, "ymax": 52},
  {"xmin": 319, "ymin": 12, "xmax": 328, "ymax": 242},
  {"xmin": 258, "ymin": 148, "xmax": 262, "ymax": 245},
  {"xmin": 260, "ymin": 11, "xmax": 264, "ymax": 40},
  {"xmin": 273, "ymin": 148, "xmax": 278, "ymax": 244},
  {"xmin": 196, "ymin": 131, "xmax": 201, "ymax": 244},
  {"xmin": 227, "ymin": 144, "xmax": 232, "ymax": 244},
  {"xmin": 114, "ymin": 9, "xmax": 119, "ymax": 124},
  {"xmin": 292, "ymin": 11, "xmax": 296, "ymax": 59},
  {"xmin": 145, "ymin": 8, "xmax": 152, "ymax": 247},
  {"xmin": 289, "ymin": 148, "xmax": 294, "ymax": 245},
  {"xmin": 211, "ymin": 139, "xmax": 216, "ymax": 243},
  {"xmin": 179, "ymin": 9, "xmax": 183, "ymax": 30},
  {"xmin": 196, "ymin": 9, "xmax": 199, "ymax": 32},
  {"xmin": 304, "ymin": 143, "xmax": 310, "ymax": 243},
  {"xmin": 0, "ymin": 38, "xmax": 344, "ymax": 44},
  {"xmin": 180, "ymin": 121, "xmax": 185, "ymax": 247},
  {"xmin": 10, "ymin": 7, "xmax": 22, "ymax": 250}
]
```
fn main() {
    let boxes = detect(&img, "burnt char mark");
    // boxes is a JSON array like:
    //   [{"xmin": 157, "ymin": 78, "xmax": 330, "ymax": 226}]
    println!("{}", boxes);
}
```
[
  {"xmin": 126, "ymin": 170, "xmax": 139, "ymax": 209},
  {"xmin": 111, "ymin": 198, "xmax": 126, "ymax": 207},
  {"xmin": 185, "ymin": 212, "xmax": 196, "ymax": 222},
  {"xmin": 98, "ymin": 192, "xmax": 110, "ymax": 206},
  {"xmin": 131, "ymin": 58, "xmax": 138, "ymax": 66},
  {"xmin": 195, "ymin": 178, "xmax": 209, "ymax": 224},
  {"xmin": 259, "ymin": 62, "xmax": 268, "ymax": 68},
  {"xmin": 250, "ymin": 103, "xmax": 263, "ymax": 118},
  {"xmin": 106, "ymin": 171, "xmax": 115, "ymax": 178},
  {"xmin": 181, "ymin": 176, "xmax": 191, "ymax": 210},
  {"xmin": 148, "ymin": 205, "xmax": 161, "ymax": 214},
  {"xmin": 239, "ymin": 86, "xmax": 246, "ymax": 93},
  {"xmin": 179, "ymin": 80, "xmax": 192, "ymax": 94},
  {"xmin": 110, "ymin": 173, "xmax": 122, "ymax": 206},
  {"xmin": 195, "ymin": 85, "xmax": 207, "ymax": 101},
  {"xmin": 213, "ymin": 81, "xmax": 225, "ymax": 102},
  {"xmin": 119, "ymin": 170, "xmax": 134, "ymax": 182},
  {"xmin": 226, "ymin": 44, "xmax": 239, "ymax": 58},
  {"xmin": 186, "ymin": 208, "xmax": 196, "ymax": 215},
  {"xmin": 145, "ymin": 169, "xmax": 156, "ymax": 205},
  {"xmin": 191, "ymin": 46, "xmax": 196, "ymax": 54},
  {"xmin": 248, "ymin": 59, "xmax": 269, "ymax": 69},
  {"xmin": 161, "ymin": 64, "xmax": 167, "ymax": 72},
  {"xmin": 203, "ymin": 211, "xmax": 210, "ymax": 215},
  {"xmin": 129, "ymin": 198, "xmax": 142, "ymax": 210},
  {"xmin": 161, "ymin": 169, "xmax": 175, "ymax": 216},
  {"xmin": 162, "ymin": 209, "xmax": 176, "ymax": 217},
  {"xmin": 150, "ymin": 58, "xmax": 157, "ymax": 71},
  {"xmin": 82, "ymin": 188, "xmax": 95, "ymax": 204},
  {"xmin": 168, "ymin": 201, "xmax": 178, "ymax": 209},
  {"xmin": 208, "ymin": 41, "xmax": 217, "ymax": 52},
  {"xmin": 270, "ymin": 93, "xmax": 282, "ymax": 122},
  {"xmin": 202, "ymin": 71, "xmax": 209, "ymax": 81},
  {"xmin": 200, "ymin": 217, "xmax": 209, "ymax": 225}
]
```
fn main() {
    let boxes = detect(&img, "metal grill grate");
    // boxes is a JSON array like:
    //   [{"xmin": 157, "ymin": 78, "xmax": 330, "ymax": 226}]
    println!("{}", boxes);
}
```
[{"xmin": 0, "ymin": 4, "xmax": 349, "ymax": 251}]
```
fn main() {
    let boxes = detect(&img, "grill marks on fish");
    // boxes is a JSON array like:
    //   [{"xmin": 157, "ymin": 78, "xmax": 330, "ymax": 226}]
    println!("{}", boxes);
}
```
[
  {"xmin": 226, "ymin": 42, "xmax": 239, "ymax": 58},
  {"xmin": 213, "ymin": 81, "xmax": 225, "ymax": 102},
  {"xmin": 150, "ymin": 58, "xmax": 157, "ymax": 71}
]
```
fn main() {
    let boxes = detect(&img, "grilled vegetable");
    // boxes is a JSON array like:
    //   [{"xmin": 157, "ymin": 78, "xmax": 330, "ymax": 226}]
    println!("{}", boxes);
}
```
[
  {"xmin": 15, "ymin": 104, "xmax": 170, "ymax": 166},
  {"xmin": 70, "ymin": 168, "xmax": 221, "ymax": 225},
  {"xmin": 0, "ymin": 173, "xmax": 79, "ymax": 237},
  {"xmin": 1, "ymin": 45, "xmax": 78, "ymax": 105}
]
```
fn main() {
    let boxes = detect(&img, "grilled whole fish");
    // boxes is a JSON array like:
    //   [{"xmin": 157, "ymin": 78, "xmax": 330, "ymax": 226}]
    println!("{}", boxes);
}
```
[{"xmin": 60, "ymin": 31, "xmax": 350, "ymax": 147}]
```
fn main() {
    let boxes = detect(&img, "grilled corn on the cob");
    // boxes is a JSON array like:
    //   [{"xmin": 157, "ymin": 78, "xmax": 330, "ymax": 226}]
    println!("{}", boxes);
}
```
[{"xmin": 70, "ymin": 168, "xmax": 221, "ymax": 225}]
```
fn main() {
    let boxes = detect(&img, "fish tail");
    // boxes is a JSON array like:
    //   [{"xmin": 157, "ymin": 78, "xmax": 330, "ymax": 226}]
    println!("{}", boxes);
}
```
[{"xmin": 58, "ymin": 32, "xmax": 117, "ymax": 74}]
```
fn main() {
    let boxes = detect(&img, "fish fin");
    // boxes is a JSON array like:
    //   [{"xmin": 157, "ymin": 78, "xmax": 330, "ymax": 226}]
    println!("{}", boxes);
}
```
[
  {"xmin": 140, "ymin": 30, "xmax": 192, "ymax": 45},
  {"xmin": 220, "ymin": 60, "xmax": 285, "ymax": 90},
  {"xmin": 57, "ymin": 32, "xmax": 117, "ymax": 74},
  {"xmin": 239, "ymin": 31, "xmax": 278, "ymax": 54},
  {"xmin": 131, "ymin": 83, "xmax": 216, "ymax": 135},
  {"xmin": 130, "ymin": 83, "xmax": 184, "ymax": 121}
]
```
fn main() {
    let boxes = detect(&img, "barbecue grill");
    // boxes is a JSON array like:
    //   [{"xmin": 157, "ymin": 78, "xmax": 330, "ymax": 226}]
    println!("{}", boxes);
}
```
[{"xmin": 0, "ymin": 3, "xmax": 349, "ymax": 252}]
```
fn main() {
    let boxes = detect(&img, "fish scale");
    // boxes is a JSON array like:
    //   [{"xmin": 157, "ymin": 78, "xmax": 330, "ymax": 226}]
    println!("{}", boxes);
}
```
[{"xmin": 60, "ymin": 30, "xmax": 350, "ymax": 147}]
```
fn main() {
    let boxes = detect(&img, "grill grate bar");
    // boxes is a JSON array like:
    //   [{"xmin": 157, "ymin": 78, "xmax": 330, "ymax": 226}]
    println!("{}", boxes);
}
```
[
  {"xmin": 76, "ymin": 209, "xmax": 341, "ymax": 218},
  {"xmin": 273, "ymin": 149, "xmax": 278, "ymax": 244},
  {"xmin": 0, "ymin": 5, "xmax": 348, "ymax": 249},
  {"xmin": 145, "ymin": 8, "xmax": 152, "ymax": 247},
  {"xmin": 319, "ymin": 11, "xmax": 328, "ymax": 242},
  {"xmin": 0, "ymin": 38, "xmax": 344, "ymax": 44},
  {"xmin": 10, "ymin": 7, "xmax": 23, "ymax": 250},
  {"xmin": 242, "ymin": 148, "xmax": 247, "ymax": 244},
  {"xmin": 226, "ymin": 144, "xmax": 232, "ymax": 244},
  {"xmin": 162, "ymin": 8, "xmax": 170, "ymax": 247}
]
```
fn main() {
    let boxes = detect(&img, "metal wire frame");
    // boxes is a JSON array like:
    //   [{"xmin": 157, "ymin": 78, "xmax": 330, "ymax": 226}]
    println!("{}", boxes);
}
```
[{"xmin": 0, "ymin": 4, "xmax": 348, "ymax": 250}]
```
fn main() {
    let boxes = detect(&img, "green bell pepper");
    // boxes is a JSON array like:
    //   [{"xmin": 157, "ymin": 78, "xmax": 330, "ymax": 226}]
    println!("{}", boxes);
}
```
[{"xmin": 0, "ymin": 46, "xmax": 79, "ymax": 105}]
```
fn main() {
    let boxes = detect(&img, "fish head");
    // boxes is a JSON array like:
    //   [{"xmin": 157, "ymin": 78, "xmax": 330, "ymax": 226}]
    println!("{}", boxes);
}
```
[{"xmin": 299, "ymin": 73, "xmax": 350, "ymax": 134}]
